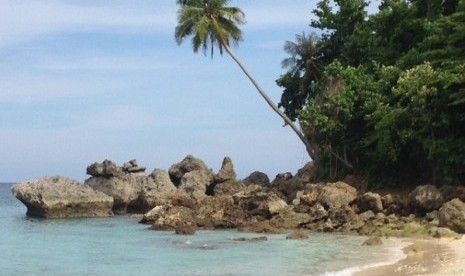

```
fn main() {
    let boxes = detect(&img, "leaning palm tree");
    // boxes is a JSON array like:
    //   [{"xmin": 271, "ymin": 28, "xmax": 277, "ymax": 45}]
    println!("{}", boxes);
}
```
[{"xmin": 174, "ymin": 0, "xmax": 318, "ymax": 161}]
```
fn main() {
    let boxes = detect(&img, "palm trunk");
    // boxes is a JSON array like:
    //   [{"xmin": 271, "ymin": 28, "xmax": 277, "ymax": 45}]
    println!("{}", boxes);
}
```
[{"xmin": 222, "ymin": 43, "xmax": 319, "ymax": 162}]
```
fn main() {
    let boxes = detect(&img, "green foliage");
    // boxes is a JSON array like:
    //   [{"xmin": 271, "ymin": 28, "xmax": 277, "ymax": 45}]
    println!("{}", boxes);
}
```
[{"xmin": 278, "ymin": 0, "xmax": 465, "ymax": 186}]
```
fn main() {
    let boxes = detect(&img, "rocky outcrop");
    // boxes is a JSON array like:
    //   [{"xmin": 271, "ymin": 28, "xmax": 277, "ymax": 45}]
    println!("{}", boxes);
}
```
[
  {"xmin": 168, "ymin": 155, "xmax": 213, "ymax": 185},
  {"xmin": 409, "ymin": 185, "xmax": 444, "ymax": 213},
  {"xmin": 439, "ymin": 198, "xmax": 465, "ymax": 234},
  {"xmin": 232, "ymin": 185, "xmax": 289, "ymax": 219},
  {"xmin": 214, "ymin": 157, "xmax": 236, "ymax": 182},
  {"xmin": 11, "ymin": 176, "xmax": 114, "ymax": 218},
  {"xmin": 136, "ymin": 169, "xmax": 178, "ymax": 212},
  {"xmin": 143, "ymin": 204, "xmax": 197, "ymax": 232},
  {"xmin": 243, "ymin": 171, "xmax": 270, "ymax": 186},
  {"xmin": 86, "ymin": 160, "xmax": 122, "ymax": 177},
  {"xmin": 122, "ymin": 159, "xmax": 146, "ymax": 174}
]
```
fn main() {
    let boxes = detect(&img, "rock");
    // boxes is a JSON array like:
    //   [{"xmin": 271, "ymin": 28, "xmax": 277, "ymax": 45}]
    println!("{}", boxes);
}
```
[
  {"xmin": 178, "ymin": 170, "xmax": 213, "ymax": 199},
  {"xmin": 286, "ymin": 230, "xmax": 309, "ymax": 240},
  {"xmin": 270, "ymin": 209, "xmax": 312, "ymax": 229},
  {"xmin": 381, "ymin": 194, "xmax": 394, "ymax": 208},
  {"xmin": 359, "ymin": 210, "xmax": 376, "ymax": 221},
  {"xmin": 212, "ymin": 180, "xmax": 246, "ymax": 196},
  {"xmin": 214, "ymin": 157, "xmax": 236, "ymax": 182},
  {"xmin": 409, "ymin": 185, "xmax": 444, "ymax": 213},
  {"xmin": 233, "ymin": 236, "xmax": 267, "ymax": 242},
  {"xmin": 122, "ymin": 159, "xmax": 146, "ymax": 174},
  {"xmin": 233, "ymin": 186, "xmax": 289, "ymax": 218},
  {"xmin": 85, "ymin": 173, "xmax": 146, "ymax": 213},
  {"xmin": 144, "ymin": 205, "xmax": 197, "ymax": 232},
  {"xmin": 439, "ymin": 198, "xmax": 465, "ymax": 234},
  {"xmin": 243, "ymin": 171, "xmax": 270, "ymax": 186},
  {"xmin": 362, "ymin": 236, "xmax": 383, "ymax": 246},
  {"xmin": 168, "ymin": 155, "xmax": 212, "ymax": 185},
  {"xmin": 430, "ymin": 227, "xmax": 460, "ymax": 239},
  {"xmin": 295, "ymin": 161, "xmax": 315, "ymax": 183},
  {"xmin": 136, "ymin": 169, "xmax": 178, "ymax": 212},
  {"xmin": 273, "ymin": 172, "xmax": 293, "ymax": 182},
  {"xmin": 328, "ymin": 206, "xmax": 357, "ymax": 227},
  {"xmin": 357, "ymin": 192, "xmax": 383, "ymax": 213},
  {"xmin": 272, "ymin": 177, "xmax": 305, "ymax": 203},
  {"xmin": 238, "ymin": 221, "xmax": 285, "ymax": 234},
  {"xmin": 318, "ymin": 182, "xmax": 358, "ymax": 209},
  {"xmin": 195, "ymin": 195, "xmax": 245, "ymax": 229},
  {"xmin": 175, "ymin": 224, "xmax": 197, "ymax": 235},
  {"xmin": 11, "ymin": 176, "xmax": 114, "ymax": 218},
  {"xmin": 86, "ymin": 160, "xmax": 122, "ymax": 177}
]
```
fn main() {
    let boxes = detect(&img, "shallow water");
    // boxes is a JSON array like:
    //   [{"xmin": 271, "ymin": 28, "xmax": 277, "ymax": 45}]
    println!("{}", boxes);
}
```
[{"xmin": 1, "ymin": 183, "xmax": 405, "ymax": 275}]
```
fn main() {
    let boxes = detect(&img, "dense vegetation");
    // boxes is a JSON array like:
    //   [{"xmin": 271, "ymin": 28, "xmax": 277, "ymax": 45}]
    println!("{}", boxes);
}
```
[{"xmin": 277, "ymin": 0, "xmax": 465, "ymax": 187}]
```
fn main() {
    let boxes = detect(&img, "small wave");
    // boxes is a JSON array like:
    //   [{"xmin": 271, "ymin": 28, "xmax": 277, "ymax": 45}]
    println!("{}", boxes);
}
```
[{"xmin": 320, "ymin": 240, "xmax": 411, "ymax": 276}]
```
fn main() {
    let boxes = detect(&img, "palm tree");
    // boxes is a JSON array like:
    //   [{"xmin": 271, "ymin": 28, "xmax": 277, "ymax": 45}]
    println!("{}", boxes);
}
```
[{"xmin": 174, "ymin": 0, "xmax": 318, "ymax": 161}]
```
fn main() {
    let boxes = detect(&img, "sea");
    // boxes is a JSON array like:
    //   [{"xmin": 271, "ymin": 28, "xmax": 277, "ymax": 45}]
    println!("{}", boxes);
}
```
[{"xmin": 0, "ymin": 183, "xmax": 407, "ymax": 276}]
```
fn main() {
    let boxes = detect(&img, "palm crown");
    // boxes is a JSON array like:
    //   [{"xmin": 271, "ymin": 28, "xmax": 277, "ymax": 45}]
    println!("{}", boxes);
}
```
[{"xmin": 175, "ymin": 0, "xmax": 245, "ymax": 56}]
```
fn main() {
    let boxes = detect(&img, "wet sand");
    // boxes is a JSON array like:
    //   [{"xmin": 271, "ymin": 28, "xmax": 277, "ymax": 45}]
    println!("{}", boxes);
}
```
[{"xmin": 355, "ymin": 236, "xmax": 465, "ymax": 275}]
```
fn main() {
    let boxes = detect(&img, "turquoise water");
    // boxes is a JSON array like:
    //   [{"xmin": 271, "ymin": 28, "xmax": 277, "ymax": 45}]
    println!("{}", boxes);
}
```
[{"xmin": 0, "ymin": 183, "xmax": 405, "ymax": 275}]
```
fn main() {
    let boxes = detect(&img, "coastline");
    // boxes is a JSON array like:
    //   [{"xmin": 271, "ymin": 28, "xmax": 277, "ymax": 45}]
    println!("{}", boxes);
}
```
[{"xmin": 355, "ymin": 236, "xmax": 465, "ymax": 276}]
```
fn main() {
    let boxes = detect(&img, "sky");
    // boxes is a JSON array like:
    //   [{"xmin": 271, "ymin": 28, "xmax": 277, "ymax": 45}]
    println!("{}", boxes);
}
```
[{"xmin": 0, "ymin": 0, "xmax": 337, "ymax": 182}]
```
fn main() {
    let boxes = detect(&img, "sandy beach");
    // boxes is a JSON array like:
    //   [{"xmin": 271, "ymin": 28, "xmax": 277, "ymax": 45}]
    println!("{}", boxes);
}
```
[{"xmin": 356, "ymin": 236, "xmax": 465, "ymax": 275}]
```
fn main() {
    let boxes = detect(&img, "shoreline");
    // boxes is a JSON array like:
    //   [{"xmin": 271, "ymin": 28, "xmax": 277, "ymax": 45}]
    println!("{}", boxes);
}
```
[{"xmin": 354, "ymin": 236, "xmax": 465, "ymax": 276}]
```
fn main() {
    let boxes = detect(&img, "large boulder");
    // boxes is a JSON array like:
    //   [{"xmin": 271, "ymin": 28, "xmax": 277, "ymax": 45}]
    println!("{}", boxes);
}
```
[
  {"xmin": 178, "ymin": 170, "xmax": 213, "ymax": 199},
  {"xmin": 214, "ymin": 157, "xmax": 236, "ymax": 183},
  {"xmin": 243, "ymin": 171, "xmax": 270, "ymax": 186},
  {"xmin": 122, "ymin": 159, "xmax": 146, "ymax": 174},
  {"xmin": 142, "ymin": 204, "xmax": 197, "ymax": 233},
  {"xmin": 409, "ymin": 185, "xmax": 444, "ymax": 213},
  {"xmin": 295, "ymin": 162, "xmax": 316, "ymax": 183},
  {"xmin": 11, "ymin": 176, "xmax": 114, "ymax": 218},
  {"xmin": 357, "ymin": 192, "xmax": 383, "ymax": 213},
  {"xmin": 212, "ymin": 180, "xmax": 246, "ymax": 196},
  {"xmin": 168, "ymin": 155, "xmax": 213, "ymax": 185},
  {"xmin": 439, "ymin": 198, "xmax": 465, "ymax": 234},
  {"xmin": 135, "ymin": 169, "xmax": 178, "ymax": 212}
]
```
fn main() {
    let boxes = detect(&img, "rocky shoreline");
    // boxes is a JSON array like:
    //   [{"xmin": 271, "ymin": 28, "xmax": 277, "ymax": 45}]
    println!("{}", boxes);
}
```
[{"xmin": 11, "ymin": 156, "xmax": 465, "ymax": 240}]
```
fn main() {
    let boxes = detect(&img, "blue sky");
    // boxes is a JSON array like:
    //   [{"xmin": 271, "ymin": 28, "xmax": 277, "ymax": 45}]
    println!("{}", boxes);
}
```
[{"xmin": 0, "ymin": 0, "xmax": 330, "ymax": 182}]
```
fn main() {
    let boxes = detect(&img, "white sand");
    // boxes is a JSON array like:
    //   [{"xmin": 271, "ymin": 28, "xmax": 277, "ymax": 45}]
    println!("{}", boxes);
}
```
[{"xmin": 355, "ymin": 236, "xmax": 465, "ymax": 275}]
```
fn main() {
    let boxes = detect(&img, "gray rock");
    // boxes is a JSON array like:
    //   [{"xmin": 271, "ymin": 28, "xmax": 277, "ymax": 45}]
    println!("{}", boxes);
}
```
[
  {"xmin": 318, "ymin": 182, "xmax": 358, "ymax": 209},
  {"xmin": 11, "ymin": 176, "xmax": 114, "ymax": 218},
  {"xmin": 357, "ymin": 192, "xmax": 383, "ymax": 213},
  {"xmin": 439, "ymin": 198, "xmax": 465, "ymax": 234},
  {"xmin": 286, "ymin": 230, "xmax": 309, "ymax": 240},
  {"xmin": 214, "ymin": 157, "xmax": 236, "ymax": 182},
  {"xmin": 86, "ymin": 160, "xmax": 122, "ymax": 177},
  {"xmin": 142, "ymin": 204, "xmax": 196, "ymax": 232},
  {"xmin": 409, "ymin": 185, "xmax": 444, "ymax": 212},
  {"xmin": 295, "ymin": 161, "xmax": 315, "ymax": 183},
  {"xmin": 243, "ymin": 171, "xmax": 270, "ymax": 186},
  {"xmin": 212, "ymin": 180, "xmax": 246, "ymax": 196},
  {"xmin": 178, "ymin": 170, "xmax": 213, "ymax": 199},
  {"xmin": 233, "ymin": 185, "xmax": 289, "ymax": 218},
  {"xmin": 168, "ymin": 155, "xmax": 212, "ymax": 185},
  {"xmin": 362, "ymin": 236, "xmax": 383, "ymax": 246},
  {"xmin": 136, "ymin": 169, "xmax": 177, "ymax": 211},
  {"xmin": 85, "ymin": 173, "xmax": 146, "ymax": 213},
  {"xmin": 122, "ymin": 159, "xmax": 146, "ymax": 174}
]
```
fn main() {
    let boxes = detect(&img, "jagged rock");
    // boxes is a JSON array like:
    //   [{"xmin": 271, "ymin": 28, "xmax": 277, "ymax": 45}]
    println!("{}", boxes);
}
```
[
  {"xmin": 357, "ymin": 192, "xmax": 383, "ymax": 213},
  {"xmin": 168, "ymin": 155, "xmax": 213, "ymax": 185},
  {"xmin": 86, "ymin": 160, "xmax": 122, "ymax": 177},
  {"xmin": 273, "ymin": 172, "xmax": 293, "ymax": 182},
  {"xmin": 135, "ymin": 169, "xmax": 178, "ymax": 212},
  {"xmin": 318, "ymin": 182, "xmax": 358, "ymax": 209},
  {"xmin": 328, "ymin": 206, "xmax": 357, "ymax": 227},
  {"xmin": 381, "ymin": 194, "xmax": 394, "ymax": 208},
  {"xmin": 143, "ymin": 205, "xmax": 197, "ymax": 232},
  {"xmin": 195, "ymin": 195, "xmax": 245, "ymax": 229},
  {"xmin": 270, "ymin": 209, "xmax": 312, "ymax": 229},
  {"xmin": 362, "ymin": 236, "xmax": 383, "ymax": 246},
  {"xmin": 85, "ymin": 173, "xmax": 146, "ymax": 213},
  {"xmin": 212, "ymin": 180, "xmax": 246, "ymax": 196},
  {"xmin": 122, "ymin": 159, "xmax": 146, "ymax": 174},
  {"xmin": 243, "ymin": 171, "xmax": 270, "ymax": 186},
  {"xmin": 286, "ymin": 230, "xmax": 309, "ymax": 240},
  {"xmin": 214, "ymin": 157, "xmax": 236, "ymax": 182},
  {"xmin": 178, "ymin": 170, "xmax": 213, "ymax": 199},
  {"xmin": 233, "ymin": 185, "xmax": 289, "ymax": 218},
  {"xmin": 271, "ymin": 177, "xmax": 305, "ymax": 203},
  {"xmin": 439, "ymin": 198, "xmax": 465, "ymax": 234},
  {"xmin": 11, "ymin": 176, "xmax": 114, "ymax": 218},
  {"xmin": 295, "ymin": 161, "xmax": 315, "ymax": 183},
  {"xmin": 409, "ymin": 185, "xmax": 444, "ymax": 213}
]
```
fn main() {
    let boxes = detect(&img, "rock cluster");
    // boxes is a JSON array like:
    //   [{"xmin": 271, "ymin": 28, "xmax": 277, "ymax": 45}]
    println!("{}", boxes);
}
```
[{"xmin": 11, "ymin": 157, "xmax": 465, "ymax": 239}]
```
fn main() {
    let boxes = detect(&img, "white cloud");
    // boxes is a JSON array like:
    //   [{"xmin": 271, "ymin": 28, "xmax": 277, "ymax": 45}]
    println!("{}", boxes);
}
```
[{"xmin": 0, "ymin": 0, "xmax": 176, "ymax": 48}]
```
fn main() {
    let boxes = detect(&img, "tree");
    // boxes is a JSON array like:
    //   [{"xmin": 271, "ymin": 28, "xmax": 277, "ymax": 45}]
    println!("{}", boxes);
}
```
[{"xmin": 174, "ymin": 0, "xmax": 318, "ymax": 161}]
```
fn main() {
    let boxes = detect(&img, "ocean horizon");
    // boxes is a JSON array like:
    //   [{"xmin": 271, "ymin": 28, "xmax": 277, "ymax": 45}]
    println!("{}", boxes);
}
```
[{"xmin": 1, "ymin": 183, "xmax": 405, "ymax": 275}]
